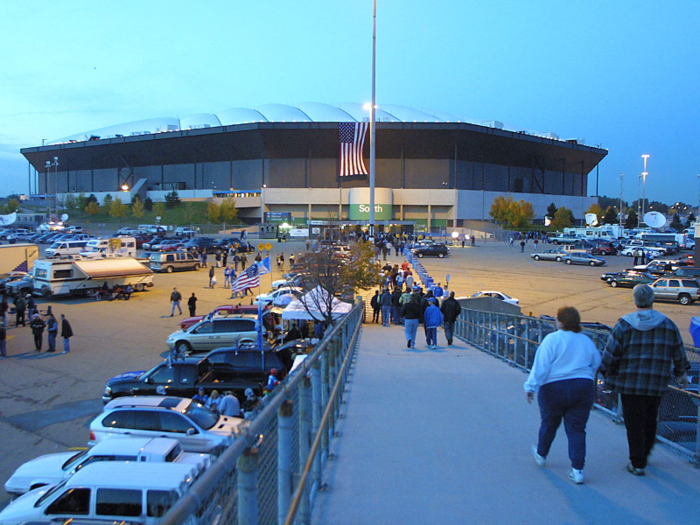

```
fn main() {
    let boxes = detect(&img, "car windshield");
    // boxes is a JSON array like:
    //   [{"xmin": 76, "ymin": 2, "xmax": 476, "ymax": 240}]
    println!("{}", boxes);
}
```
[
  {"xmin": 183, "ymin": 401, "xmax": 219, "ymax": 430},
  {"xmin": 61, "ymin": 450, "xmax": 88, "ymax": 470}
]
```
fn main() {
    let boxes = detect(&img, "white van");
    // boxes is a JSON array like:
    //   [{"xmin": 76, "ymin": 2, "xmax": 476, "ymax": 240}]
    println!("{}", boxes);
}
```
[
  {"xmin": 44, "ymin": 240, "xmax": 89, "ymax": 258},
  {"xmin": 81, "ymin": 237, "xmax": 136, "ymax": 258},
  {"xmin": 0, "ymin": 462, "xmax": 200, "ymax": 525}
]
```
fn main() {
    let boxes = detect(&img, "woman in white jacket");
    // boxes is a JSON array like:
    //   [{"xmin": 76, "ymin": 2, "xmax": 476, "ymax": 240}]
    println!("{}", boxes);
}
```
[{"xmin": 524, "ymin": 306, "xmax": 602, "ymax": 484}]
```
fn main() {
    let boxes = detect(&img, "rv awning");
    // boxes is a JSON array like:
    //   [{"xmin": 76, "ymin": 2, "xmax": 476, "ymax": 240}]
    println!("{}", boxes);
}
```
[{"xmin": 73, "ymin": 258, "xmax": 152, "ymax": 279}]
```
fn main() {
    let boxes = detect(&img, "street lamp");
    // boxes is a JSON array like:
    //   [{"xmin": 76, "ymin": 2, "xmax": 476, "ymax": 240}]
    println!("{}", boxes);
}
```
[
  {"xmin": 641, "ymin": 154, "xmax": 650, "ymax": 219},
  {"xmin": 45, "ymin": 157, "xmax": 59, "ymax": 219},
  {"xmin": 367, "ymin": 0, "xmax": 377, "ymax": 240}
]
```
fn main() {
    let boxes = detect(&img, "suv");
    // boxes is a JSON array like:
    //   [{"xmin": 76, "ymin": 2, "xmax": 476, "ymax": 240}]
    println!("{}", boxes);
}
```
[
  {"xmin": 4, "ymin": 437, "xmax": 210, "ymax": 496},
  {"xmin": 412, "ymin": 243, "xmax": 450, "ymax": 258},
  {"xmin": 166, "ymin": 315, "xmax": 260, "ymax": 354},
  {"xmin": 651, "ymin": 277, "xmax": 700, "ymax": 305},
  {"xmin": 89, "ymin": 396, "xmax": 243, "ymax": 453}
]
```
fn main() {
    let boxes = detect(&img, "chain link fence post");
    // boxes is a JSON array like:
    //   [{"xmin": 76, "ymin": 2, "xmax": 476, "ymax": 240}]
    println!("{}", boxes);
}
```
[
  {"xmin": 311, "ymin": 359, "xmax": 323, "ymax": 494},
  {"xmin": 278, "ymin": 400, "xmax": 294, "ymax": 525},
  {"xmin": 298, "ymin": 376, "xmax": 313, "ymax": 523},
  {"xmin": 237, "ymin": 448, "xmax": 259, "ymax": 525}
]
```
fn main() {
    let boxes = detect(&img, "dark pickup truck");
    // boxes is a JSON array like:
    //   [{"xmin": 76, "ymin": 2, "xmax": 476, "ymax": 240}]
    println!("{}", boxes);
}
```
[{"xmin": 101, "ymin": 350, "xmax": 289, "ymax": 404}]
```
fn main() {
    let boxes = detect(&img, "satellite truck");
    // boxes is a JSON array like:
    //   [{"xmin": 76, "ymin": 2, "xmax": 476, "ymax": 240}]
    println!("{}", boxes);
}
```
[
  {"xmin": 636, "ymin": 211, "xmax": 690, "ymax": 249},
  {"xmin": 0, "ymin": 243, "xmax": 40, "ymax": 274}
]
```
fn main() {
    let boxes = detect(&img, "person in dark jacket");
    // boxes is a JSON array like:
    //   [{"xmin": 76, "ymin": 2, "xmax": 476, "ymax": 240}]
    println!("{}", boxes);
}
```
[
  {"xmin": 423, "ymin": 298, "xmax": 444, "ymax": 349},
  {"xmin": 30, "ymin": 314, "xmax": 45, "ymax": 351},
  {"xmin": 380, "ymin": 289, "xmax": 392, "ymax": 327},
  {"xmin": 14, "ymin": 295, "xmax": 26, "ymax": 327},
  {"xmin": 188, "ymin": 293, "xmax": 197, "ymax": 317},
  {"xmin": 0, "ymin": 321, "xmax": 6, "ymax": 358},
  {"xmin": 441, "ymin": 292, "xmax": 462, "ymax": 346},
  {"xmin": 46, "ymin": 313, "xmax": 58, "ymax": 352},
  {"xmin": 391, "ymin": 288, "xmax": 403, "ymax": 325},
  {"xmin": 370, "ymin": 291, "xmax": 381, "ymax": 323},
  {"xmin": 401, "ymin": 294, "xmax": 423, "ymax": 349},
  {"xmin": 60, "ymin": 314, "xmax": 73, "ymax": 354}
]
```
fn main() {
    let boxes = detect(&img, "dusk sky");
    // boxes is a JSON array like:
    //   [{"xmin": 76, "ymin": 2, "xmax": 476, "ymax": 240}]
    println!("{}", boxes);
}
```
[{"xmin": 1, "ymin": 1, "xmax": 698, "ymax": 207}]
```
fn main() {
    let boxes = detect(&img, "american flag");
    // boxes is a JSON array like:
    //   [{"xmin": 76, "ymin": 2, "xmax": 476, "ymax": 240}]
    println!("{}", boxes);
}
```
[
  {"xmin": 339, "ymin": 122, "xmax": 369, "ymax": 176},
  {"xmin": 231, "ymin": 262, "xmax": 260, "ymax": 293}
]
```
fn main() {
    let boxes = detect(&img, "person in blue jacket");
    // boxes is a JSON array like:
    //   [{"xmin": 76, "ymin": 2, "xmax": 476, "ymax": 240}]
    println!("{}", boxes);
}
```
[{"xmin": 423, "ymin": 298, "xmax": 444, "ymax": 349}]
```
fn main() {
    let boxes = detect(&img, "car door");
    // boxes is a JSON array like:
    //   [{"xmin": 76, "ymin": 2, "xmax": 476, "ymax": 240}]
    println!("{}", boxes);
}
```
[
  {"xmin": 133, "ymin": 364, "xmax": 175, "ymax": 397},
  {"xmin": 189, "ymin": 320, "xmax": 217, "ymax": 351},
  {"xmin": 157, "ymin": 411, "xmax": 210, "ymax": 452},
  {"xmin": 652, "ymin": 279, "xmax": 671, "ymax": 300}
]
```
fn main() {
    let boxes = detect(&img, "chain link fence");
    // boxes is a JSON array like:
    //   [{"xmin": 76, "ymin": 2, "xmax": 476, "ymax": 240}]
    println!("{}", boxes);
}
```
[
  {"xmin": 160, "ymin": 299, "xmax": 363, "ymax": 525},
  {"xmin": 455, "ymin": 308, "xmax": 700, "ymax": 463}
]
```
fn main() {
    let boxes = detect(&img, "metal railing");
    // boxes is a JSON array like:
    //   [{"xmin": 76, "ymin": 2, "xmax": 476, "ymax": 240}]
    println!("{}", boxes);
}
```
[
  {"xmin": 160, "ymin": 299, "xmax": 364, "ymax": 525},
  {"xmin": 455, "ymin": 308, "xmax": 700, "ymax": 464}
]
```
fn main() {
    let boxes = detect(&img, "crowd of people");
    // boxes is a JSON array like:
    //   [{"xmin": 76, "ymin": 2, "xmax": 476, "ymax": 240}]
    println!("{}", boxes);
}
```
[{"xmin": 0, "ymin": 295, "xmax": 73, "ymax": 356}]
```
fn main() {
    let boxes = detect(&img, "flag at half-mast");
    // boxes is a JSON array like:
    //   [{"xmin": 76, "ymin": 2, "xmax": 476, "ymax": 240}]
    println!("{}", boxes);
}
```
[{"xmin": 339, "ymin": 122, "xmax": 369, "ymax": 176}]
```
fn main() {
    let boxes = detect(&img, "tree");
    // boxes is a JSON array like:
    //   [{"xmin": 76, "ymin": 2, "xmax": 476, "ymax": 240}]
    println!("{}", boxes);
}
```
[
  {"xmin": 144, "ymin": 197, "xmax": 154, "ymax": 211},
  {"xmin": 64, "ymin": 193, "xmax": 77, "ymax": 213},
  {"xmin": 602, "ymin": 206, "xmax": 618, "ymax": 225},
  {"xmin": 77, "ymin": 193, "xmax": 88, "ymax": 214},
  {"xmin": 153, "ymin": 201, "xmax": 166, "ymax": 218},
  {"xmin": 85, "ymin": 201, "xmax": 100, "ymax": 216},
  {"xmin": 670, "ymin": 213, "xmax": 684, "ymax": 232},
  {"xmin": 219, "ymin": 198, "xmax": 238, "ymax": 224},
  {"xmin": 648, "ymin": 201, "xmax": 668, "ymax": 214},
  {"xmin": 685, "ymin": 213, "xmax": 696, "ymax": 229},
  {"xmin": 207, "ymin": 201, "xmax": 220, "ymax": 223},
  {"xmin": 585, "ymin": 203, "xmax": 604, "ymax": 225},
  {"xmin": 165, "ymin": 191, "xmax": 181, "ymax": 209},
  {"xmin": 489, "ymin": 196, "xmax": 534, "ymax": 228},
  {"xmin": 102, "ymin": 194, "xmax": 113, "ymax": 214},
  {"xmin": 86, "ymin": 194, "xmax": 98, "ymax": 205},
  {"xmin": 512, "ymin": 200, "xmax": 535, "ymax": 228},
  {"xmin": 550, "ymin": 207, "xmax": 574, "ymax": 230},
  {"xmin": 110, "ymin": 198, "xmax": 128, "ymax": 222},
  {"xmin": 625, "ymin": 210, "xmax": 638, "ymax": 229},
  {"xmin": 598, "ymin": 195, "xmax": 626, "ymax": 211},
  {"xmin": 131, "ymin": 197, "xmax": 145, "ymax": 219},
  {"xmin": 5, "ymin": 198, "xmax": 20, "ymax": 213},
  {"xmin": 546, "ymin": 202, "xmax": 558, "ymax": 218}
]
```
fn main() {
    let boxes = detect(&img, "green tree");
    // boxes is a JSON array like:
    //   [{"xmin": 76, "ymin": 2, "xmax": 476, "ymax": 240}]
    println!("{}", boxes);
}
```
[
  {"xmin": 102, "ymin": 194, "xmax": 113, "ymax": 214},
  {"xmin": 625, "ymin": 210, "xmax": 638, "ymax": 229},
  {"xmin": 512, "ymin": 200, "xmax": 535, "ymax": 228},
  {"xmin": 670, "ymin": 213, "xmax": 683, "ymax": 232},
  {"xmin": 165, "ymin": 191, "xmax": 181, "ymax": 209},
  {"xmin": 546, "ymin": 202, "xmax": 558, "ymax": 218},
  {"xmin": 207, "ymin": 201, "xmax": 220, "ymax": 223},
  {"xmin": 153, "ymin": 201, "xmax": 166, "ymax": 218},
  {"xmin": 585, "ymin": 203, "xmax": 604, "ymax": 225},
  {"xmin": 648, "ymin": 200, "xmax": 668, "ymax": 214},
  {"xmin": 5, "ymin": 198, "xmax": 20, "ymax": 213},
  {"xmin": 598, "ymin": 195, "xmax": 627, "ymax": 211},
  {"xmin": 685, "ymin": 213, "xmax": 696, "ymax": 229},
  {"xmin": 490, "ymin": 196, "xmax": 534, "ymax": 228},
  {"xmin": 602, "ymin": 206, "xmax": 618, "ymax": 225},
  {"xmin": 550, "ymin": 206, "xmax": 575, "ymax": 230},
  {"xmin": 64, "ymin": 193, "xmax": 77, "ymax": 213},
  {"xmin": 85, "ymin": 201, "xmax": 100, "ymax": 216},
  {"xmin": 144, "ymin": 197, "xmax": 153, "ymax": 211},
  {"xmin": 110, "ymin": 197, "xmax": 128, "ymax": 222},
  {"xmin": 131, "ymin": 197, "xmax": 145, "ymax": 219},
  {"xmin": 77, "ymin": 193, "xmax": 88, "ymax": 214},
  {"xmin": 86, "ymin": 194, "xmax": 98, "ymax": 205},
  {"xmin": 219, "ymin": 198, "xmax": 238, "ymax": 224}
]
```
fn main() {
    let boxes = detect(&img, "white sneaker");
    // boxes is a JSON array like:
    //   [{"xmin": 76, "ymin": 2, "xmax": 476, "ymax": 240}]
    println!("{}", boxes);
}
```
[
  {"xmin": 569, "ymin": 468, "xmax": 584, "ymax": 484},
  {"xmin": 532, "ymin": 445, "xmax": 546, "ymax": 467}
]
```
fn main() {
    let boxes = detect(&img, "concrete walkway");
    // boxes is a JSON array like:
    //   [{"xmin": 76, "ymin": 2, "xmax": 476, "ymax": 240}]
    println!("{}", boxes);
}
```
[{"xmin": 311, "ymin": 323, "xmax": 700, "ymax": 525}]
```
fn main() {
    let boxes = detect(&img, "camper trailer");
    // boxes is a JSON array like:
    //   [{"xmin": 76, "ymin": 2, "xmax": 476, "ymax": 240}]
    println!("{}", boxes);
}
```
[
  {"xmin": 30, "ymin": 257, "xmax": 153, "ymax": 297},
  {"xmin": 80, "ymin": 237, "xmax": 136, "ymax": 258}
]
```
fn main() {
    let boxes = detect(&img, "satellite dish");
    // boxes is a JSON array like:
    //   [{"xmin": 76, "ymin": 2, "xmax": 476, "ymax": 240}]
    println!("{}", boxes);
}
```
[
  {"xmin": 584, "ymin": 213, "xmax": 598, "ymax": 226},
  {"xmin": 61, "ymin": 213, "xmax": 69, "ymax": 222},
  {"xmin": 643, "ymin": 211, "xmax": 666, "ymax": 229}
]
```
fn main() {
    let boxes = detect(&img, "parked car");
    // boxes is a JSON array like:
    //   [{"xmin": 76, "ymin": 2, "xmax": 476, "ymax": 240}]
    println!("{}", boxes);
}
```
[
  {"xmin": 675, "ymin": 254, "xmax": 695, "ymax": 267},
  {"xmin": 89, "ymin": 396, "xmax": 243, "ymax": 453},
  {"xmin": 619, "ymin": 245, "xmax": 667, "ymax": 257},
  {"xmin": 4, "ymin": 437, "xmax": 210, "ymax": 497},
  {"xmin": 150, "ymin": 252, "xmax": 201, "ymax": 273},
  {"xmin": 0, "ymin": 271, "xmax": 27, "ymax": 294},
  {"xmin": 174, "ymin": 227, "xmax": 197, "ymax": 238},
  {"xmin": 254, "ymin": 286, "xmax": 302, "ymax": 306},
  {"xmin": 0, "ymin": 462, "xmax": 201, "ymax": 525},
  {"xmin": 632, "ymin": 260, "xmax": 677, "ymax": 275},
  {"xmin": 530, "ymin": 249, "xmax": 567, "ymax": 262},
  {"xmin": 561, "ymin": 253, "xmax": 606, "ymax": 266},
  {"xmin": 412, "ymin": 243, "xmax": 450, "ymax": 258},
  {"xmin": 650, "ymin": 277, "xmax": 700, "ymax": 305},
  {"xmin": 607, "ymin": 270, "xmax": 656, "ymax": 288},
  {"xmin": 464, "ymin": 291, "xmax": 519, "ymax": 305},
  {"xmin": 601, "ymin": 270, "xmax": 624, "ymax": 283},
  {"xmin": 166, "ymin": 315, "xmax": 261, "ymax": 354},
  {"xmin": 5, "ymin": 273, "xmax": 35, "ymax": 296},
  {"xmin": 180, "ymin": 304, "xmax": 270, "ymax": 330},
  {"xmin": 589, "ymin": 240, "xmax": 618, "ymax": 256},
  {"xmin": 673, "ymin": 267, "xmax": 700, "ymax": 279},
  {"xmin": 184, "ymin": 237, "xmax": 218, "ymax": 253}
]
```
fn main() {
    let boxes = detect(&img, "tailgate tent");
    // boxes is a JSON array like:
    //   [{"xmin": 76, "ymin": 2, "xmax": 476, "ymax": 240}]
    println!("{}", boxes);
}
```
[
  {"xmin": 282, "ymin": 286, "xmax": 352, "ymax": 321},
  {"xmin": 73, "ymin": 257, "xmax": 153, "ymax": 278}
]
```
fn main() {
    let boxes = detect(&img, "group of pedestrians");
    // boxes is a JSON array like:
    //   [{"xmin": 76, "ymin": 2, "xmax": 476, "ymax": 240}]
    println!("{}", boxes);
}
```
[
  {"xmin": 0, "ymin": 295, "xmax": 74, "ymax": 357},
  {"xmin": 524, "ymin": 284, "xmax": 690, "ymax": 484}
]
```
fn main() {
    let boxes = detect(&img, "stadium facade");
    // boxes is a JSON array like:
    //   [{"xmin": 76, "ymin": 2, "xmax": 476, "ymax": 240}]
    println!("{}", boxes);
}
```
[{"xmin": 21, "ymin": 103, "xmax": 607, "ymax": 230}]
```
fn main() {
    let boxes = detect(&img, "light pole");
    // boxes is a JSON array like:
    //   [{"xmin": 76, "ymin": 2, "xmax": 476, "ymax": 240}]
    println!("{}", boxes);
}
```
[
  {"xmin": 618, "ymin": 173, "xmax": 624, "ymax": 231},
  {"xmin": 641, "ymin": 154, "xmax": 649, "ymax": 220},
  {"xmin": 45, "ymin": 157, "xmax": 59, "ymax": 220},
  {"xmin": 368, "ymin": 0, "xmax": 377, "ymax": 240}
]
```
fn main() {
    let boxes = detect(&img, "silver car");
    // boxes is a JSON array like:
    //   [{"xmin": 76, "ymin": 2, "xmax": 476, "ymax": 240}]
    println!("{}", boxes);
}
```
[
  {"xmin": 530, "ymin": 249, "xmax": 567, "ymax": 262},
  {"xmin": 166, "ymin": 315, "xmax": 259, "ymax": 354},
  {"xmin": 561, "ymin": 253, "xmax": 606, "ymax": 266},
  {"xmin": 651, "ymin": 277, "xmax": 700, "ymax": 305}
]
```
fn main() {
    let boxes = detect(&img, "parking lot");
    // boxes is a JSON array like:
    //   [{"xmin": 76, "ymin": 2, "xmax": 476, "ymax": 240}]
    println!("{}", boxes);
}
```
[{"xmin": 1, "ymin": 237, "xmax": 698, "ymax": 508}]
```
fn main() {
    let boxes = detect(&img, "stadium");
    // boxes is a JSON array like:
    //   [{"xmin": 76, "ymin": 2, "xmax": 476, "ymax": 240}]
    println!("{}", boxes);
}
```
[{"xmin": 20, "ymin": 103, "xmax": 607, "ymax": 231}]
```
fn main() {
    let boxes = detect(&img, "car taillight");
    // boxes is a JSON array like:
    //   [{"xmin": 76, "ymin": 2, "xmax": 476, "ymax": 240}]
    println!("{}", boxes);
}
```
[{"xmin": 90, "ymin": 431, "xmax": 95, "ymax": 441}]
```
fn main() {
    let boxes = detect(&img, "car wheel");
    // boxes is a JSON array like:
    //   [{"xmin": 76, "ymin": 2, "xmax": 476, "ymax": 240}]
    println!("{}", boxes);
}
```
[
  {"xmin": 600, "ymin": 250, "xmax": 608, "ymax": 255},
  {"xmin": 610, "ymin": 281, "xmax": 618, "ymax": 287},
  {"xmin": 626, "ymin": 252, "xmax": 633, "ymax": 256},
  {"xmin": 417, "ymin": 253, "xmax": 424, "ymax": 258},
  {"xmin": 589, "ymin": 261, "xmax": 596, "ymax": 266},
  {"xmin": 193, "ymin": 263, "xmax": 200, "ymax": 270},
  {"xmin": 136, "ymin": 283, "xmax": 145, "ymax": 292},
  {"xmin": 565, "ymin": 259, "xmax": 572, "ymax": 265},
  {"xmin": 175, "ymin": 341, "xmax": 191, "ymax": 354},
  {"xmin": 438, "ymin": 253, "xmax": 445, "ymax": 258},
  {"xmin": 166, "ymin": 265, "xmax": 174, "ymax": 273},
  {"xmin": 534, "ymin": 255, "xmax": 540, "ymax": 260},
  {"xmin": 679, "ymin": 294, "xmax": 691, "ymax": 305},
  {"xmin": 556, "ymin": 257, "xmax": 562, "ymax": 262}
]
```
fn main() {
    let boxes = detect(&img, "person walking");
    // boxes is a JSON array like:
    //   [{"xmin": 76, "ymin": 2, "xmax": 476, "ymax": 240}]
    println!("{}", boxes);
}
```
[
  {"xmin": 441, "ymin": 291, "xmax": 462, "ymax": 346},
  {"xmin": 30, "ymin": 314, "xmax": 45, "ymax": 351},
  {"xmin": 240, "ymin": 253, "xmax": 248, "ymax": 270},
  {"xmin": 14, "ymin": 295, "xmax": 26, "ymax": 327},
  {"xmin": 370, "ymin": 291, "xmax": 381, "ymax": 323},
  {"xmin": 170, "ymin": 288, "xmax": 183, "ymax": 316},
  {"xmin": 0, "ymin": 321, "xmax": 6, "ymax": 359},
  {"xmin": 380, "ymin": 288, "xmax": 392, "ymax": 327},
  {"xmin": 509, "ymin": 237, "xmax": 514, "ymax": 248},
  {"xmin": 401, "ymin": 294, "xmax": 422, "ymax": 349},
  {"xmin": 188, "ymin": 293, "xmax": 197, "ymax": 317},
  {"xmin": 423, "ymin": 298, "xmax": 443, "ymax": 349},
  {"xmin": 600, "ymin": 284, "xmax": 690, "ymax": 476},
  {"xmin": 46, "ymin": 313, "xmax": 58, "ymax": 352},
  {"xmin": 209, "ymin": 266, "xmax": 216, "ymax": 289},
  {"xmin": 520, "ymin": 240, "xmax": 526, "ymax": 253},
  {"xmin": 524, "ymin": 306, "xmax": 601, "ymax": 484},
  {"xmin": 60, "ymin": 314, "xmax": 73, "ymax": 354},
  {"xmin": 224, "ymin": 266, "xmax": 232, "ymax": 287},
  {"xmin": 391, "ymin": 288, "xmax": 403, "ymax": 325}
]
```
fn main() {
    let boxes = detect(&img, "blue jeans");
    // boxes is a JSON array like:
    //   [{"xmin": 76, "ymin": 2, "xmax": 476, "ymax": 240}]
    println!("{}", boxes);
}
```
[
  {"xmin": 0, "ymin": 339, "xmax": 5, "ymax": 357},
  {"xmin": 425, "ymin": 327, "xmax": 437, "ymax": 346},
  {"xmin": 443, "ymin": 321, "xmax": 455, "ymax": 344},
  {"xmin": 63, "ymin": 337, "xmax": 70, "ymax": 353},
  {"xmin": 381, "ymin": 306, "xmax": 391, "ymax": 326},
  {"xmin": 48, "ymin": 331, "xmax": 57, "ymax": 352},
  {"xmin": 171, "ymin": 301, "xmax": 182, "ymax": 315},
  {"xmin": 537, "ymin": 378, "xmax": 594, "ymax": 470},
  {"xmin": 404, "ymin": 319, "xmax": 419, "ymax": 346},
  {"xmin": 392, "ymin": 306, "xmax": 402, "ymax": 325}
]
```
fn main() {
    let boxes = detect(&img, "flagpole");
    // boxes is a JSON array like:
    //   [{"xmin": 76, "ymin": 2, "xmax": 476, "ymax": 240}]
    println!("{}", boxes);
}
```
[{"xmin": 368, "ymin": 0, "xmax": 376, "ymax": 240}]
